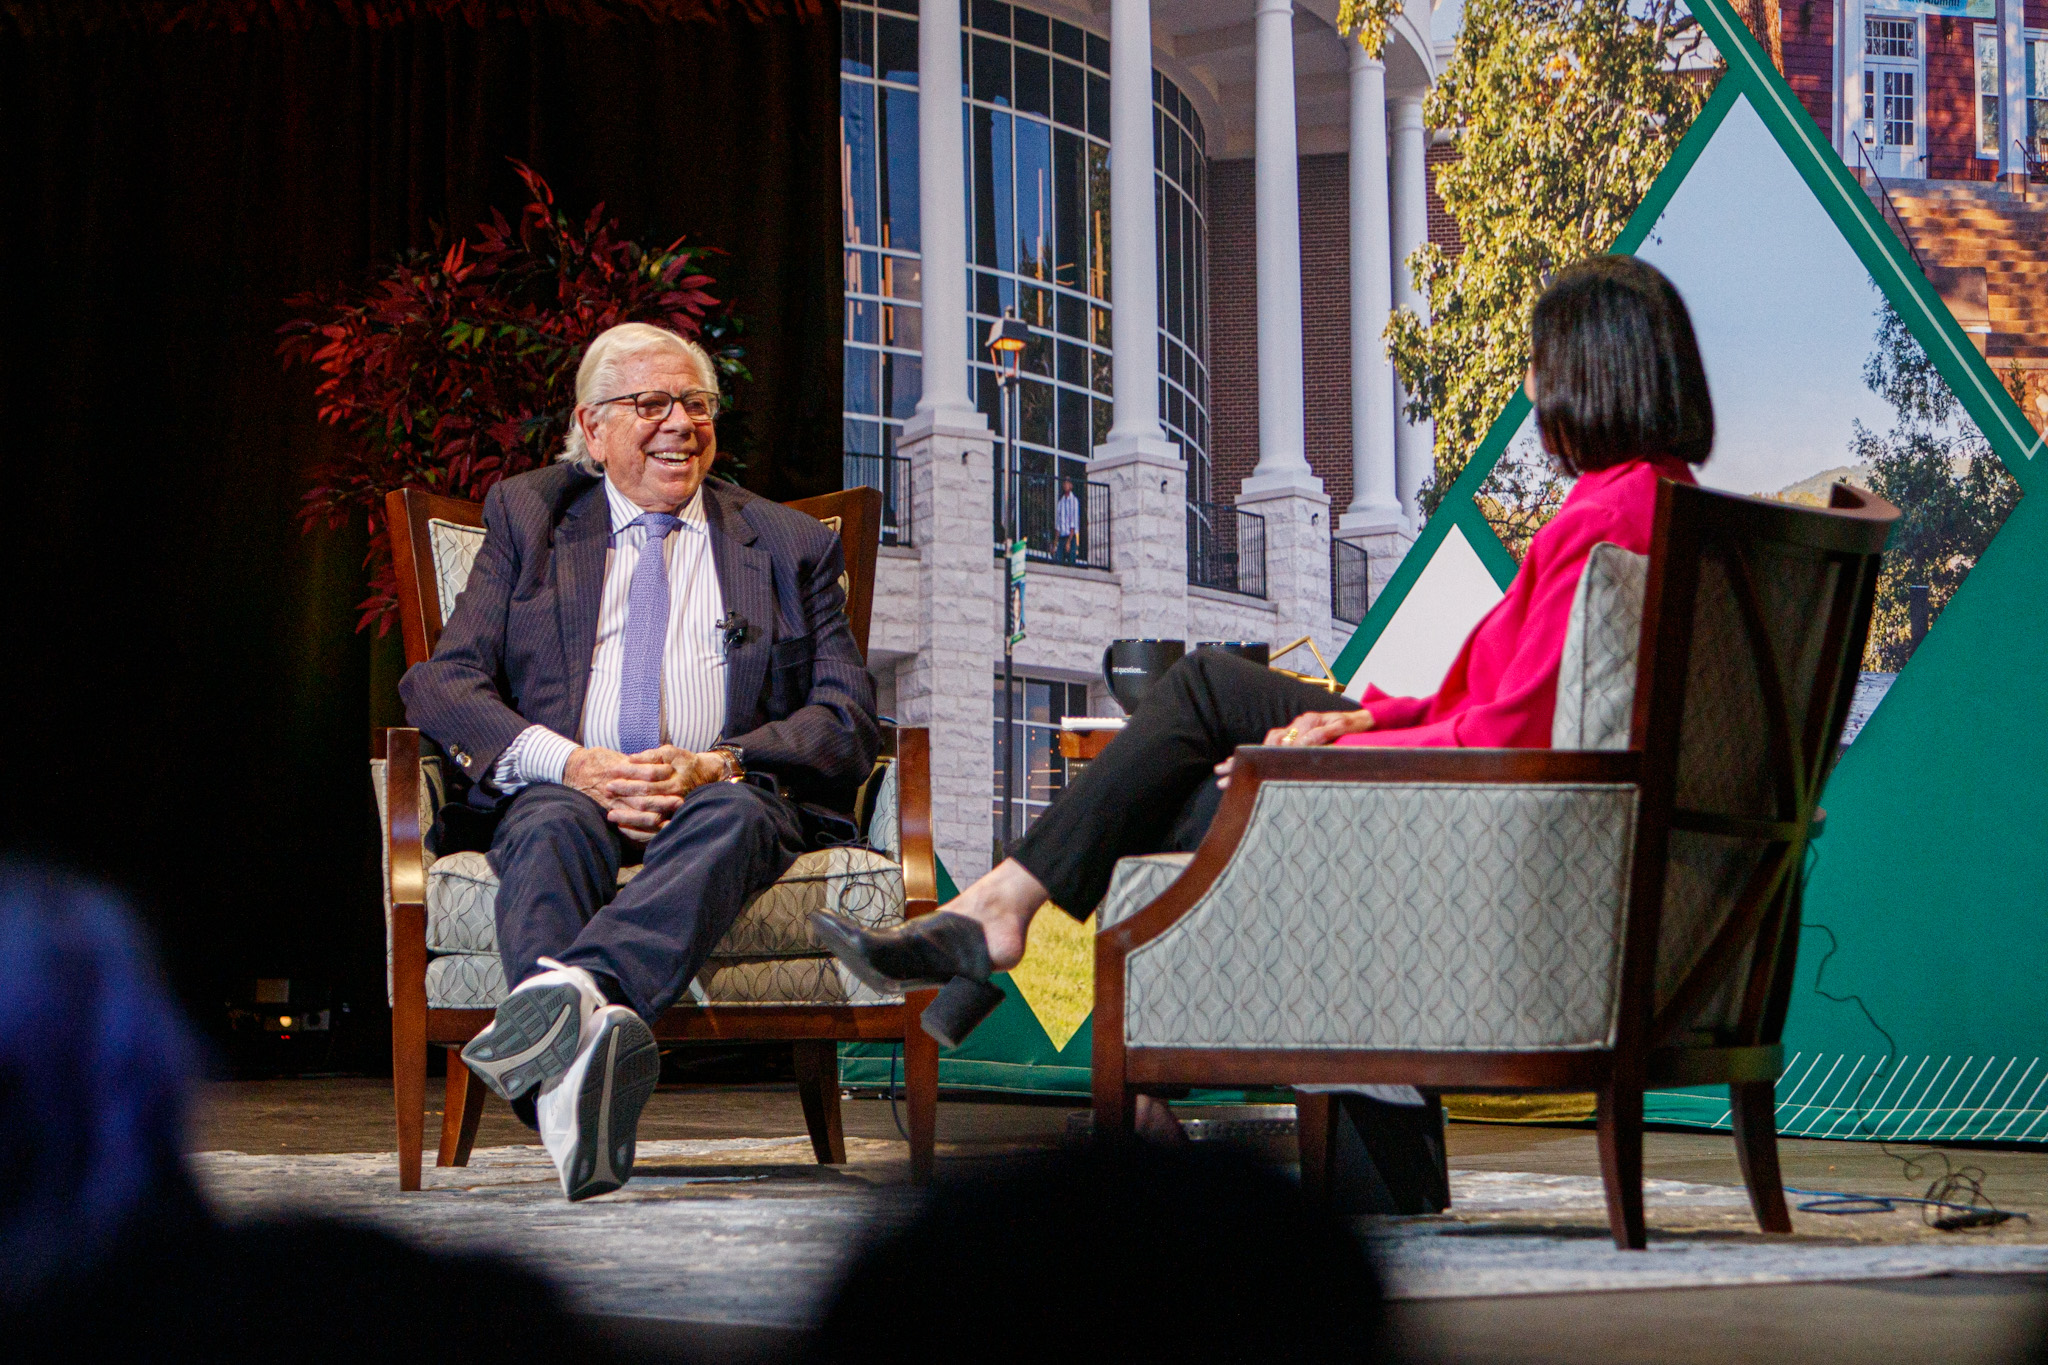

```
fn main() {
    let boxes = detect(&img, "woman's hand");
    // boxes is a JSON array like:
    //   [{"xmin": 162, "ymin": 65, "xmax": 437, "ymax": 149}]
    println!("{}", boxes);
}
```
[
  {"xmin": 1214, "ymin": 709, "xmax": 1375, "ymax": 786},
  {"xmin": 1263, "ymin": 709, "xmax": 1375, "ymax": 748}
]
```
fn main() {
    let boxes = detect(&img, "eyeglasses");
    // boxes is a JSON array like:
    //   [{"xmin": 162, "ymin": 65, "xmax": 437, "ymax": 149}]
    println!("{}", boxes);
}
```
[{"xmin": 596, "ymin": 389, "xmax": 722, "ymax": 423}]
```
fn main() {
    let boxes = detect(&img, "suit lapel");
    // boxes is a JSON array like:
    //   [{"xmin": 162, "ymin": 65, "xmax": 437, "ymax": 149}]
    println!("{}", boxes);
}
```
[
  {"xmin": 705, "ymin": 481, "xmax": 775, "ymax": 736},
  {"xmin": 553, "ymin": 478, "xmax": 611, "ymax": 732}
]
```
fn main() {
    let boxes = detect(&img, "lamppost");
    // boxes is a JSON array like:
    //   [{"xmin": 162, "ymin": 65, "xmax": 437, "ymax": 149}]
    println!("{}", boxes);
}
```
[{"xmin": 985, "ymin": 307, "xmax": 1030, "ymax": 855}]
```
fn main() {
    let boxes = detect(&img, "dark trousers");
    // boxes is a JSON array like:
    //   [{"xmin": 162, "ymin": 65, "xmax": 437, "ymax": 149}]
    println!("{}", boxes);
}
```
[
  {"xmin": 1013, "ymin": 650, "xmax": 1358, "ymax": 918},
  {"xmin": 487, "ymin": 779, "xmax": 806, "ymax": 1020}
]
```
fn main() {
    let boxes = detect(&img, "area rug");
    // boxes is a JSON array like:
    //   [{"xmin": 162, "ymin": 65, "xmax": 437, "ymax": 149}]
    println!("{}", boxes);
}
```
[{"xmin": 190, "ymin": 1143, "xmax": 2048, "ymax": 1326}]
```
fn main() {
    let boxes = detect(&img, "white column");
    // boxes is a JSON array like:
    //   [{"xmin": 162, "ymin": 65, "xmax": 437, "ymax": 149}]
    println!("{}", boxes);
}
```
[
  {"xmin": 896, "ymin": 0, "xmax": 995, "ymax": 880},
  {"xmin": 1105, "ymin": 0, "xmax": 1169, "ymax": 448},
  {"xmin": 1241, "ymin": 0, "xmax": 1320, "ymax": 500},
  {"xmin": 909, "ymin": 0, "xmax": 982, "ymax": 428},
  {"xmin": 1343, "ymin": 45, "xmax": 1401, "ymax": 534},
  {"xmin": 896, "ymin": 419, "xmax": 999, "ymax": 884},
  {"xmin": 1094, "ymin": 0, "xmax": 1187, "ymax": 645},
  {"xmin": 2001, "ymin": 0, "xmax": 2027, "ymax": 189},
  {"xmin": 1388, "ymin": 93, "xmax": 1433, "ymax": 518},
  {"xmin": 1238, "ymin": 0, "xmax": 1329, "ymax": 659}
]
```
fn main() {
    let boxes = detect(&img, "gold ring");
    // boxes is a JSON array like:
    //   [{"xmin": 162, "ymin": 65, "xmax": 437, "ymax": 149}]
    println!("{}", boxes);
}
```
[{"xmin": 1282, "ymin": 728, "xmax": 1300, "ymax": 745}]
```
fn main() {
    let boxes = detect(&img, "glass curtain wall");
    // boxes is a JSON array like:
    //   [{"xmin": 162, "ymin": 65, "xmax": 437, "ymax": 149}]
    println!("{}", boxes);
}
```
[
  {"xmin": 842, "ymin": 0, "xmax": 925, "ymax": 472},
  {"xmin": 1153, "ymin": 69, "xmax": 1210, "ymax": 500},
  {"xmin": 991, "ymin": 673, "xmax": 1090, "ymax": 856},
  {"xmin": 841, "ymin": 0, "xmax": 1212, "ymax": 500}
]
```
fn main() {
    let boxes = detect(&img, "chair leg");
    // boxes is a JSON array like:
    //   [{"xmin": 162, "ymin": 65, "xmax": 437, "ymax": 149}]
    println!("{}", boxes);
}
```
[
  {"xmin": 1596, "ymin": 1083, "xmax": 1647, "ymax": 1249},
  {"xmin": 1294, "ymin": 1092, "xmax": 1339, "ymax": 1205},
  {"xmin": 437, "ymin": 1049, "xmax": 489, "ymax": 1169},
  {"xmin": 793, "ymin": 1040, "xmax": 848, "ymax": 1165},
  {"xmin": 1090, "ymin": 1051, "xmax": 1136, "ymax": 1146},
  {"xmin": 902, "ymin": 996, "xmax": 939, "ymax": 1184},
  {"xmin": 1730, "ymin": 1080, "xmax": 1793, "ymax": 1233},
  {"xmin": 393, "ymin": 1036, "xmax": 426, "ymax": 1192},
  {"xmin": 390, "ymin": 926, "xmax": 428, "ymax": 1193}
]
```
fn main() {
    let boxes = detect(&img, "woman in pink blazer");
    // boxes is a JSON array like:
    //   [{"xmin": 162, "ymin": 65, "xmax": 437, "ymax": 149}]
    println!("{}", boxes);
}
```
[{"xmin": 814, "ymin": 255, "xmax": 1714, "ymax": 1071}]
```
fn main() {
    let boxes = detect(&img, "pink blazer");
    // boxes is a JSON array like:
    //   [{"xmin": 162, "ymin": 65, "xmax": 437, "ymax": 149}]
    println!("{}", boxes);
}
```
[{"xmin": 1336, "ymin": 455, "xmax": 1697, "ymax": 750}]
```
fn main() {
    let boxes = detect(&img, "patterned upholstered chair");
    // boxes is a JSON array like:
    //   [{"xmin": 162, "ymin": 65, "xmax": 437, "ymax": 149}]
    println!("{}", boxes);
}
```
[
  {"xmin": 1090, "ymin": 482, "xmax": 1897, "ymax": 1248},
  {"xmin": 373, "ymin": 484, "xmax": 940, "ymax": 1192}
]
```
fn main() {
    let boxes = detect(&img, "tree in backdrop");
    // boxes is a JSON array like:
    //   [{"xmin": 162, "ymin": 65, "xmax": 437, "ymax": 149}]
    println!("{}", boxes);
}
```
[
  {"xmin": 279, "ymin": 161, "xmax": 746, "ymax": 633},
  {"xmin": 1369, "ymin": 0, "xmax": 1713, "ymax": 536},
  {"xmin": 1851, "ymin": 299, "xmax": 2022, "ymax": 669}
]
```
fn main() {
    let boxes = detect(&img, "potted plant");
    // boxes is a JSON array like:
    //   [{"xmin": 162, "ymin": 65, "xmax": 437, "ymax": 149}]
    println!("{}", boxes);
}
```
[{"xmin": 280, "ymin": 161, "xmax": 746, "ymax": 632}]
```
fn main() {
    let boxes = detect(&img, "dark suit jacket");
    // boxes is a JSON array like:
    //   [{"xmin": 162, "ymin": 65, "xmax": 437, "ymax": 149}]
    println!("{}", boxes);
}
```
[{"xmin": 398, "ymin": 465, "xmax": 881, "ymax": 818}]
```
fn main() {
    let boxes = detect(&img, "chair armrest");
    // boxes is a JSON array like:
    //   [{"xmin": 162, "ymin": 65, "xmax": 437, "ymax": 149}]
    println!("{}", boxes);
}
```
[
  {"xmin": 380, "ymin": 728, "xmax": 429, "ymax": 913},
  {"xmin": 1223, "ymin": 744, "xmax": 1640, "ymax": 787},
  {"xmin": 379, "ymin": 728, "xmax": 430, "ymax": 1017},
  {"xmin": 894, "ymin": 727, "xmax": 938, "ymax": 918},
  {"xmin": 1101, "ymin": 744, "xmax": 1640, "ymax": 958}
]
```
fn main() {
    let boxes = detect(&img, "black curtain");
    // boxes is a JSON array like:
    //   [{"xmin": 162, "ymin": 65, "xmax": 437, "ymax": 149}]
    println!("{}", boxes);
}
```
[{"xmin": 0, "ymin": 6, "xmax": 840, "ymax": 1066}]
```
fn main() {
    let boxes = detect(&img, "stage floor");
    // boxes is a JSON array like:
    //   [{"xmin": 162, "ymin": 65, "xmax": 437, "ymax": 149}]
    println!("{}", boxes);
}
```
[{"xmin": 193, "ymin": 1080, "xmax": 2048, "ymax": 1363}]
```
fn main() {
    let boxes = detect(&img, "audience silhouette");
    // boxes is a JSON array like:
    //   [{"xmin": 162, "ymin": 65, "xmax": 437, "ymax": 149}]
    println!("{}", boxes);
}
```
[
  {"xmin": 809, "ymin": 1140, "xmax": 1388, "ymax": 1363},
  {"xmin": 0, "ymin": 861, "xmax": 609, "ymax": 1362}
]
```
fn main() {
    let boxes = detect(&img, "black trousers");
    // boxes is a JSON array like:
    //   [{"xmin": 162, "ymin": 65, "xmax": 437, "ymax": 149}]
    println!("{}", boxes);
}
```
[
  {"xmin": 486, "ymin": 779, "xmax": 806, "ymax": 1020},
  {"xmin": 1013, "ymin": 650, "xmax": 1358, "ymax": 919}
]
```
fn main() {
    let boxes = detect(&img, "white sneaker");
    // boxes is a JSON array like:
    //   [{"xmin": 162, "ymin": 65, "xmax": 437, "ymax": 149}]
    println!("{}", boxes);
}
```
[
  {"xmin": 459, "ymin": 958, "xmax": 609, "ymax": 1102},
  {"xmin": 537, "ymin": 1004, "xmax": 661, "ymax": 1201}
]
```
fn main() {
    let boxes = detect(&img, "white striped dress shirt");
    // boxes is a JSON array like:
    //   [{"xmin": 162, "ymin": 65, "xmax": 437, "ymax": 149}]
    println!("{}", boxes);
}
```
[{"xmin": 493, "ymin": 478, "xmax": 728, "ymax": 790}]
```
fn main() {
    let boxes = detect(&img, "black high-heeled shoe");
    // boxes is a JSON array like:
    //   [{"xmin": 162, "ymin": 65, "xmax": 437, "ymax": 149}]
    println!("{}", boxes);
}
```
[{"xmin": 808, "ymin": 910, "xmax": 1008, "ymax": 1047}]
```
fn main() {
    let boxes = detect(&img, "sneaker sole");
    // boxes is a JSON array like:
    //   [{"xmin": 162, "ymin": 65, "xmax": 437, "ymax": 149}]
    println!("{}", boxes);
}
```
[
  {"xmin": 460, "ymin": 984, "xmax": 583, "ymax": 1102},
  {"xmin": 564, "ymin": 1012, "xmax": 661, "ymax": 1202}
]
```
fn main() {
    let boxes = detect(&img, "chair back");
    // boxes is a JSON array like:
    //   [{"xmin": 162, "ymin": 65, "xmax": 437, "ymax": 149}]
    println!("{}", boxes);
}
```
[
  {"xmin": 387, "ymin": 488, "xmax": 488, "ymax": 669},
  {"xmin": 1625, "ymin": 481, "xmax": 1897, "ymax": 1051},
  {"xmin": 385, "ymin": 482, "xmax": 884, "ymax": 670},
  {"xmin": 1552, "ymin": 542, "xmax": 1649, "ymax": 752}
]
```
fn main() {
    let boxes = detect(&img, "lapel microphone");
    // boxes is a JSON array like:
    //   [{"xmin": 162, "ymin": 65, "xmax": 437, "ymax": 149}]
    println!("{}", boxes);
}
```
[{"xmin": 717, "ymin": 611, "xmax": 749, "ymax": 651}]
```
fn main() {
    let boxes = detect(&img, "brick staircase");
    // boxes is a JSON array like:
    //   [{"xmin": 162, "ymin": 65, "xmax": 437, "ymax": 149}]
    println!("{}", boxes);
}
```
[{"xmin": 1872, "ymin": 180, "xmax": 2048, "ymax": 363}]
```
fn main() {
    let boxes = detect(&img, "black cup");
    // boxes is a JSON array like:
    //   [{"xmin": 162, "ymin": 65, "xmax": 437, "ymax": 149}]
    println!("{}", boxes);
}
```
[
  {"xmin": 1102, "ymin": 639, "xmax": 1186, "ymax": 714},
  {"xmin": 1196, "ymin": 640, "xmax": 1270, "ymax": 667}
]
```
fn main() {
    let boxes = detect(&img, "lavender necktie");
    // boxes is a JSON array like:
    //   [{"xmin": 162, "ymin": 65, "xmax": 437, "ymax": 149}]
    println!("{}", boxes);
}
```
[{"xmin": 617, "ymin": 511, "xmax": 682, "ymax": 756}]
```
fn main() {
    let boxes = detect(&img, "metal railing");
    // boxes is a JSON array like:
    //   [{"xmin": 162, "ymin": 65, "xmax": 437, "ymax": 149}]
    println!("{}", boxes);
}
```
[
  {"xmin": 1331, "ymin": 538, "xmax": 1369, "ymax": 625},
  {"xmin": 842, "ymin": 452, "xmax": 912, "ymax": 547},
  {"xmin": 1855, "ymin": 137, "xmax": 1924, "ymax": 273},
  {"xmin": 1186, "ymin": 501, "xmax": 1266, "ymax": 598},
  {"xmin": 995, "ymin": 473, "xmax": 1112, "ymax": 571},
  {"xmin": 2018, "ymin": 137, "xmax": 2048, "ymax": 185}
]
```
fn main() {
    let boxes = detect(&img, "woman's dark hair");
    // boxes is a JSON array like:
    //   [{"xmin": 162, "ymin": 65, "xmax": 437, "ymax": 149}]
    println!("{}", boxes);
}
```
[{"xmin": 1529, "ymin": 255, "xmax": 1713, "ymax": 474}]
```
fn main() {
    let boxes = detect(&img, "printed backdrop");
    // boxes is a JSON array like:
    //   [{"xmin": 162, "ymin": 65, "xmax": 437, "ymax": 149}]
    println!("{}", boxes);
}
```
[{"xmin": 852, "ymin": 0, "xmax": 2048, "ymax": 1145}]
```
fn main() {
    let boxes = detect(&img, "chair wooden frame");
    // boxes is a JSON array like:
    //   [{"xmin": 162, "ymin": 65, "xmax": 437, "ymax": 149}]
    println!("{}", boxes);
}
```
[
  {"xmin": 380, "ymin": 483, "xmax": 939, "ymax": 1192},
  {"xmin": 1092, "ymin": 482, "xmax": 1898, "ymax": 1247}
]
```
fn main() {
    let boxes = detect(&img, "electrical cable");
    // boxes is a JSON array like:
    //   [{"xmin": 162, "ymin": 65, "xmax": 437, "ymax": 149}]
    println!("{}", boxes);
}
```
[
  {"xmin": 1786, "ymin": 845, "xmax": 2027, "ymax": 1231},
  {"xmin": 887, "ymin": 1043, "xmax": 908, "ymax": 1140}
]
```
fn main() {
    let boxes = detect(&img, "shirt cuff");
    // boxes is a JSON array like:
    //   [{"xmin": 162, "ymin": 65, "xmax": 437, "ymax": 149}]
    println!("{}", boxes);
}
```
[{"xmin": 493, "ymin": 724, "xmax": 579, "ymax": 792}]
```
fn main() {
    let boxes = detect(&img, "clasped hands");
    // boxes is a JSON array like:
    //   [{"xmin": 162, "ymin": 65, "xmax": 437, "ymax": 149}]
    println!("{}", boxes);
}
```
[
  {"xmin": 1212, "ymin": 708, "xmax": 1375, "ymax": 788},
  {"xmin": 566, "ymin": 744, "xmax": 730, "ymax": 842}
]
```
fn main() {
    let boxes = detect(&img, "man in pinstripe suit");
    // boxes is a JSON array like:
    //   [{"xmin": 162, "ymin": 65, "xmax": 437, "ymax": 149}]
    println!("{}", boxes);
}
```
[{"xmin": 399, "ymin": 324, "xmax": 880, "ymax": 1200}]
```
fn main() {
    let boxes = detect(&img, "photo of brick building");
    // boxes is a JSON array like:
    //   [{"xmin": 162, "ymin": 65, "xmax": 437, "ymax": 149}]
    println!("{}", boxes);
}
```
[{"xmin": 840, "ymin": 0, "xmax": 1466, "ymax": 880}]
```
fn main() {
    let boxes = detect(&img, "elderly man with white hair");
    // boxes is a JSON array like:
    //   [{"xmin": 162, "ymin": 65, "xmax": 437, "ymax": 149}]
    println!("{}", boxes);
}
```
[{"xmin": 399, "ymin": 323, "xmax": 879, "ymax": 1200}]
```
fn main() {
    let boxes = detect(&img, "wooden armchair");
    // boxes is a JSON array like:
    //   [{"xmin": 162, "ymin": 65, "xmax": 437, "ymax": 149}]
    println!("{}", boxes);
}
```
[
  {"xmin": 372, "ymin": 483, "xmax": 939, "ymax": 1191},
  {"xmin": 1090, "ymin": 481, "xmax": 1898, "ymax": 1247}
]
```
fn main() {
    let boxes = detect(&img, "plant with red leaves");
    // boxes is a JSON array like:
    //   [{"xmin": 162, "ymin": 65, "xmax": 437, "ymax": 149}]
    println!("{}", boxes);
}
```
[{"xmin": 280, "ymin": 160, "xmax": 746, "ymax": 632}]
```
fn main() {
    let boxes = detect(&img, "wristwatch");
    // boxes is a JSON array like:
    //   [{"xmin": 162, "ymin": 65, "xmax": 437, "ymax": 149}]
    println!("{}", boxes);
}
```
[{"xmin": 712, "ymin": 743, "xmax": 746, "ymax": 783}]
